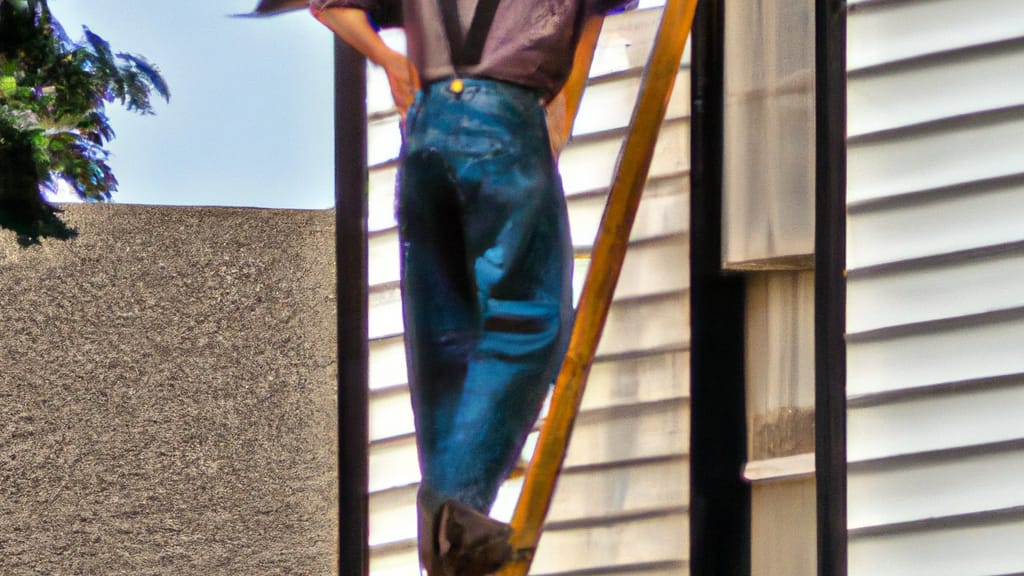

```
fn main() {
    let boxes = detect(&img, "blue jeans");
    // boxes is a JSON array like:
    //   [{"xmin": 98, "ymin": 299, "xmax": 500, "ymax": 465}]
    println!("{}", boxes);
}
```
[{"xmin": 399, "ymin": 78, "xmax": 574, "ymax": 515}]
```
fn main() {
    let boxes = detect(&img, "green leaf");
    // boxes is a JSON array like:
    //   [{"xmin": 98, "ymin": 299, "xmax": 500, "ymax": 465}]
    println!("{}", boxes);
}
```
[{"xmin": 0, "ymin": 76, "xmax": 17, "ymax": 94}]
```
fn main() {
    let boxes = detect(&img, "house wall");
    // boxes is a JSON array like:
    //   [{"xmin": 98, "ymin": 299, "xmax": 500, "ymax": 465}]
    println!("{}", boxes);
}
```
[
  {"xmin": 363, "ymin": 7, "xmax": 693, "ymax": 575},
  {"xmin": 0, "ymin": 205, "xmax": 338, "ymax": 575},
  {"xmin": 845, "ymin": 1, "xmax": 1024, "ymax": 574}
]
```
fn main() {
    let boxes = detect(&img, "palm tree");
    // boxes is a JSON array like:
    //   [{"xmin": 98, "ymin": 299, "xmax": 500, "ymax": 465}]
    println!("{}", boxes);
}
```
[{"xmin": 0, "ymin": 0, "xmax": 168, "ymax": 243}]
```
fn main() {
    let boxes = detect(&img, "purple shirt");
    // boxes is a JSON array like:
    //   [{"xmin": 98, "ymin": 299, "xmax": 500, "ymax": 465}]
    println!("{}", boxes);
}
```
[{"xmin": 312, "ymin": 0, "xmax": 623, "ymax": 100}]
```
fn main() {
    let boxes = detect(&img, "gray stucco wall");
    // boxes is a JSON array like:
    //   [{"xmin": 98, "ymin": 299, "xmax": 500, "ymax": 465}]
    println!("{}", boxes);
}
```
[{"xmin": 1, "ymin": 204, "xmax": 337, "ymax": 575}]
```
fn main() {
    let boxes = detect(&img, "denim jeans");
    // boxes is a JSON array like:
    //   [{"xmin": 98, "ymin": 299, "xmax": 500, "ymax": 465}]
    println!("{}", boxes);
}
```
[{"xmin": 398, "ymin": 78, "xmax": 574, "ymax": 515}]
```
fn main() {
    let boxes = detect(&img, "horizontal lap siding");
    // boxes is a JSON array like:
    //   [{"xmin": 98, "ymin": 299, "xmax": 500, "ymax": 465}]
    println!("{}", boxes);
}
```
[
  {"xmin": 846, "ymin": 1, "xmax": 1024, "ymax": 574},
  {"xmin": 364, "ymin": 7, "xmax": 691, "ymax": 575}
]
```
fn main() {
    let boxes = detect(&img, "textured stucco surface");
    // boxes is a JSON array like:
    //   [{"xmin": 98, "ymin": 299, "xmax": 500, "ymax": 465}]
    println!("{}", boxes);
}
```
[{"xmin": 0, "ymin": 204, "xmax": 338, "ymax": 575}]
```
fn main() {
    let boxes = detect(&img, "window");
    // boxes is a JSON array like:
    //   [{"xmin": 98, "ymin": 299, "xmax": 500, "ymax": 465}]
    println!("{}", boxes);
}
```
[
  {"xmin": 744, "ymin": 271, "xmax": 816, "ymax": 576},
  {"xmin": 722, "ymin": 0, "xmax": 819, "ymax": 574},
  {"xmin": 722, "ymin": 0, "xmax": 816, "ymax": 268}
]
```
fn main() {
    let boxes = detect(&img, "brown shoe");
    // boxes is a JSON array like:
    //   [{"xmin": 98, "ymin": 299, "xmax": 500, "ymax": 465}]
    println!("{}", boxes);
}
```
[
  {"xmin": 417, "ymin": 490, "xmax": 446, "ymax": 576},
  {"xmin": 437, "ymin": 500, "xmax": 513, "ymax": 576}
]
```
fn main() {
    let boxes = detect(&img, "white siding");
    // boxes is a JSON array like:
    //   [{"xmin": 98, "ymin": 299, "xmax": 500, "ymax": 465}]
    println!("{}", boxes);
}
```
[
  {"xmin": 846, "ymin": 1, "xmax": 1024, "ymax": 574},
  {"xmin": 364, "ymin": 7, "xmax": 691, "ymax": 576}
]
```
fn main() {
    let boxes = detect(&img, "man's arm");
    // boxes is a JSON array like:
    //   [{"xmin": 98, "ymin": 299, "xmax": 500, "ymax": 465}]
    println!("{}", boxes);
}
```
[{"xmin": 313, "ymin": 7, "xmax": 420, "ymax": 119}]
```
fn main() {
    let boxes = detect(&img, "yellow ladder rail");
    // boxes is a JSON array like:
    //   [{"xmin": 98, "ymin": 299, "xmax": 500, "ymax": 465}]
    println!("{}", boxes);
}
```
[
  {"xmin": 551, "ymin": 15, "xmax": 605, "ymax": 148},
  {"xmin": 498, "ymin": 0, "xmax": 699, "ymax": 573}
]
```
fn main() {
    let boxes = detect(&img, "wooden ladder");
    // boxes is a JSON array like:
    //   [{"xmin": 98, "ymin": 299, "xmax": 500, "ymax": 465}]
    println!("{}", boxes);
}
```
[{"xmin": 497, "ymin": 0, "xmax": 699, "ymax": 573}]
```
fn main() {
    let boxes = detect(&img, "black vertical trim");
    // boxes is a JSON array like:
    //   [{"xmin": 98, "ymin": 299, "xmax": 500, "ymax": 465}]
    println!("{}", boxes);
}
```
[
  {"xmin": 689, "ymin": 0, "xmax": 750, "ymax": 574},
  {"xmin": 814, "ymin": 1, "xmax": 847, "ymax": 575},
  {"xmin": 335, "ymin": 38, "xmax": 369, "ymax": 576}
]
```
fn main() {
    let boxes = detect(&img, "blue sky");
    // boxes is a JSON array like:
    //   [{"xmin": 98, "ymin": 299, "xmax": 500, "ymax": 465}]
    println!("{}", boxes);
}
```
[{"xmin": 47, "ymin": 1, "xmax": 336, "ymax": 209}]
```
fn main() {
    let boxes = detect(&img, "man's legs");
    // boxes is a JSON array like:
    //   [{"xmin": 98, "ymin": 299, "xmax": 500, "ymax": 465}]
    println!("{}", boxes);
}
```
[{"xmin": 399, "ymin": 79, "xmax": 573, "ymax": 574}]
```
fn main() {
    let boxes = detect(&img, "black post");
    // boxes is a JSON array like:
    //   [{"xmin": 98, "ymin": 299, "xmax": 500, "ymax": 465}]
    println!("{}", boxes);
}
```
[
  {"xmin": 335, "ymin": 38, "xmax": 369, "ymax": 576},
  {"xmin": 814, "ymin": 1, "xmax": 848, "ymax": 575},
  {"xmin": 689, "ymin": 0, "xmax": 750, "ymax": 574}
]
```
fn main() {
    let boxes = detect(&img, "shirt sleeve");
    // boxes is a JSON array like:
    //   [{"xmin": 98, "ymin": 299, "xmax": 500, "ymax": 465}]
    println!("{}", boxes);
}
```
[{"xmin": 310, "ymin": 0, "xmax": 402, "ymax": 28}]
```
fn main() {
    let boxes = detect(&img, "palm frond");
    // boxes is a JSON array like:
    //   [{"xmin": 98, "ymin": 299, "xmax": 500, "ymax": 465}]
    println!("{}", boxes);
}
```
[
  {"xmin": 41, "ymin": 5, "xmax": 72, "ymax": 50},
  {"xmin": 82, "ymin": 26, "xmax": 117, "ymax": 73},
  {"xmin": 78, "ymin": 109, "xmax": 115, "ymax": 144},
  {"xmin": 118, "ymin": 67, "xmax": 151, "ymax": 113},
  {"xmin": 116, "ymin": 52, "xmax": 169, "ymax": 103},
  {"xmin": 44, "ymin": 133, "xmax": 117, "ymax": 201}
]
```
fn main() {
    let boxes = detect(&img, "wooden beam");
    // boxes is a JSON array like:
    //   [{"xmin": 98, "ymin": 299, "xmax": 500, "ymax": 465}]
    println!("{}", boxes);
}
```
[
  {"xmin": 335, "ymin": 38, "xmax": 370, "ymax": 576},
  {"xmin": 688, "ymin": 0, "xmax": 750, "ymax": 573},
  {"xmin": 814, "ymin": 0, "xmax": 848, "ymax": 574}
]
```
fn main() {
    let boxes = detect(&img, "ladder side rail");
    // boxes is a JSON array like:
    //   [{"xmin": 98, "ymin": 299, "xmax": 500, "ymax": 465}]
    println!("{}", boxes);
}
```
[{"xmin": 499, "ymin": 0, "xmax": 699, "ymax": 573}]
